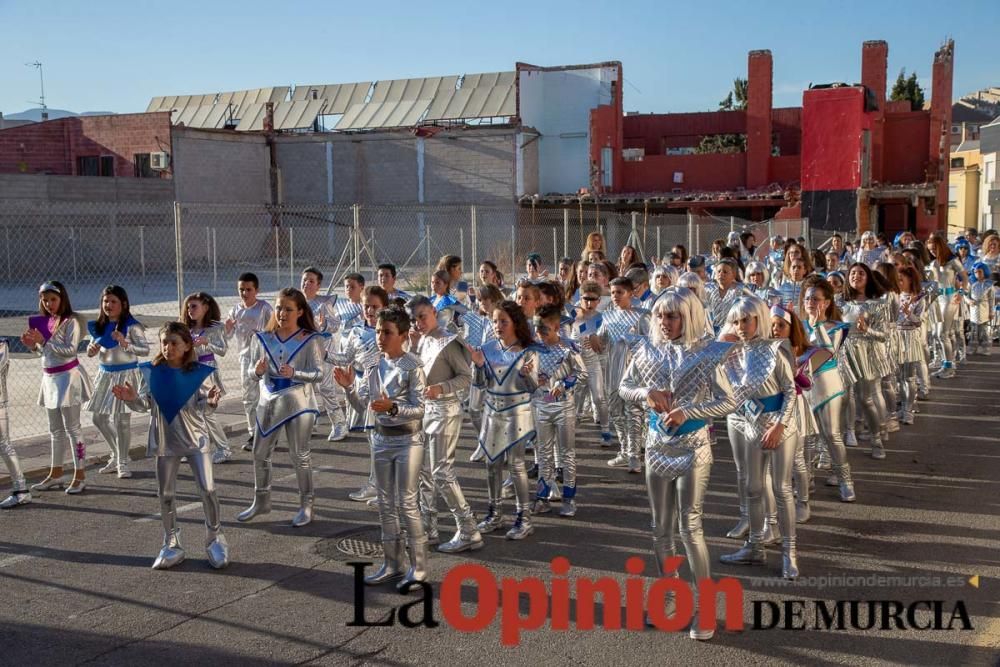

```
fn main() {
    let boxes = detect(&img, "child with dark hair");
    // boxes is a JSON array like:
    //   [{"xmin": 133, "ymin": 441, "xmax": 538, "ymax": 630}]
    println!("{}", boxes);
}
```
[
  {"xmin": 183, "ymin": 292, "xmax": 232, "ymax": 463},
  {"xmin": 113, "ymin": 321, "xmax": 228, "ymax": 570},
  {"xmin": 301, "ymin": 267, "xmax": 348, "ymax": 442},
  {"xmin": 225, "ymin": 272, "xmax": 273, "ymax": 452}
]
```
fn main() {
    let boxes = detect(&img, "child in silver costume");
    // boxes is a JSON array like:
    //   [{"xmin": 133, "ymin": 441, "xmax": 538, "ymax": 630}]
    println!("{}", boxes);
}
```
[
  {"xmin": 238, "ymin": 288, "xmax": 325, "ymax": 528},
  {"xmin": 301, "ymin": 267, "xmax": 348, "ymax": 442},
  {"xmin": 967, "ymin": 263, "xmax": 994, "ymax": 355},
  {"xmin": 115, "ymin": 322, "xmax": 228, "ymax": 570},
  {"xmin": 0, "ymin": 339, "xmax": 29, "ymax": 509},
  {"xmin": 472, "ymin": 300, "xmax": 539, "ymax": 541},
  {"xmin": 224, "ymin": 272, "xmax": 273, "ymax": 452},
  {"xmin": 86, "ymin": 284, "xmax": 149, "ymax": 481},
  {"xmin": 23, "ymin": 281, "xmax": 93, "ymax": 495},
  {"xmin": 569, "ymin": 280, "xmax": 611, "ymax": 445},
  {"xmin": 337, "ymin": 306, "xmax": 428, "ymax": 590},
  {"xmin": 896, "ymin": 266, "xmax": 928, "ymax": 425},
  {"xmin": 531, "ymin": 305, "xmax": 587, "ymax": 518},
  {"xmin": 927, "ymin": 235, "xmax": 969, "ymax": 379},
  {"xmin": 624, "ymin": 288, "xmax": 737, "ymax": 641},
  {"xmin": 183, "ymin": 292, "xmax": 231, "ymax": 464}
]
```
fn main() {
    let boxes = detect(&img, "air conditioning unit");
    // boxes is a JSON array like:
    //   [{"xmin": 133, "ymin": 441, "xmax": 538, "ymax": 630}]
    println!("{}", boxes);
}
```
[{"xmin": 150, "ymin": 152, "xmax": 170, "ymax": 170}]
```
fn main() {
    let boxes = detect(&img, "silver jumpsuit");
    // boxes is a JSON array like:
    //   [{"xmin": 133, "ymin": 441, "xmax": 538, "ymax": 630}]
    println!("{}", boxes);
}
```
[
  {"xmin": 414, "ymin": 327, "xmax": 477, "ymax": 550},
  {"xmin": 569, "ymin": 311, "xmax": 610, "ymax": 440},
  {"xmin": 345, "ymin": 352, "xmax": 428, "ymax": 588},
  {"xmin": 309, "ymin": 295, "xmax": 347, "ymax": 435},
  {"xmin": 719, "ymin": 338, "xmax": 800, "ymax": 579},
  {"xmin": 706, "ymin": 282, "xmax": 751, "ymax": 334},
  {"xmin": 929, "ymin": 258, "xmax": 967, "ymax": 376},
  {"xmin": 125, "ymin": 362, "xmax": 228, "ymax": 570},
  {"xmin": 620, "ymin": 338, "xmax": 735, "ymax": 591},
  {"xmin": 595, "ymin": 308, "xmax": 649, "ymax": 465},
  {"xmin": 29, "ymin": 316, "xmax": 93, "ymax": 485},
  {"xmin": 330, "ymin": 322, "xmax": 379, "ymax": 499},
  {"xmin": 966, "ymin": 281, "xmax": 994, "ymax": 354},
  {"xmin": 532, "ymin": 338, "xmax": 587, "ymax": 513},
  {"xmin": 191, "ymin": 324, "xmax": 229, "ymax": 458},
  {"xmin": 463, "ymin": 311, "xmax": 495, "ymax": 434},
  {"xmin": 238, "ymin": 329, "xmax": 325, "ymax": 527},
  {"xmin": 897, "ymin": 292, "xmax": 927, "ymax": 423},
  {"xmin": 842, "ymin": 298, "xmax": 890, "ymax": 453},
  {"xmin": 474, "ymin": 340, "xmax": 539, "ymax": 537},
  {"xmin": 87, "ymin": 318, "xmax": 149, "ymax": 475},
  {"xmin": 225, "ymin": 300, "xmax": 273, "ymax": 440},
  {"xmin": 0, "ymin": 340, "xmax": 29, "ymax": 508}
]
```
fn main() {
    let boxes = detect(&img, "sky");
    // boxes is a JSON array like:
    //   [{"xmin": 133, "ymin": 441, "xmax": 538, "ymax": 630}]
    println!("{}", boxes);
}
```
[{"xmin": 1, "ymin": 0, "xmax": 998, "ymax": 116}]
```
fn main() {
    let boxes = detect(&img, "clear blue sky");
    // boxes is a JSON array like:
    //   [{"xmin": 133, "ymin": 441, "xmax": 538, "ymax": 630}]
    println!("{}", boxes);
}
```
[{"xmin": 2, "ymin": 0, "xmax": 997, "ymax": 115}]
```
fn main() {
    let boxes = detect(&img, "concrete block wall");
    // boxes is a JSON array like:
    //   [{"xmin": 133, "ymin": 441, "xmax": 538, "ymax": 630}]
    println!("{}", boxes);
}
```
[{"xmin": 171, "ymin": 127, "xmax": 270, "ymax": 204}]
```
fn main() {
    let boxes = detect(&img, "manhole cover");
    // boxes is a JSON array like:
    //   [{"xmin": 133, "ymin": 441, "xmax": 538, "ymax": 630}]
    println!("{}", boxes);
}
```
[{"xmin": 315, "ymin": 526, "xmax": 383, "ymax": 560}]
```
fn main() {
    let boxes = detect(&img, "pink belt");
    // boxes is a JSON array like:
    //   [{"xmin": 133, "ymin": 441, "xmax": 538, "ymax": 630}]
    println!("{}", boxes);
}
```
[
  {"xmin": 198, "ymin": 354, "xmax": 216, "ymax": 363},
  {"xmin": 44, "ymin": 359, "xmax": 80, "ymax": 374}
]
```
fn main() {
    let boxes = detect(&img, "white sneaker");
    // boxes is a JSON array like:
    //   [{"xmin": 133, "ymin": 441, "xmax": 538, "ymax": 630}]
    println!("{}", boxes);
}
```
[
  {"xmin": 607, "ymin": 453, "xmax": 629, "ymax": 468},
  {"xmin": 117, "ymin": 465, "xmax": 132, "ymax": 479},
  {"xmin": 212, "ymin": 449, "xmax": 232, "ymax": 464},
  {"xmin": 99, "ymin": 459, "xmax": 117, "ymax": 474},
  {"xmin": 844, "ymin": 431, "xmax": 858, "ymax": 447},
  {"xmin": 627, "ymin": 456, "xmax": 642, "ymax": 474},
  {"xmin": 328, "ymin": 423, "xmax": 347, "ymax": 442}
]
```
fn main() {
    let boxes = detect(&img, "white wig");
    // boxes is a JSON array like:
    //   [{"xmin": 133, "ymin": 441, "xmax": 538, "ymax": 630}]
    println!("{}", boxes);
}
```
[
  {"xmin": 652, "ymin": 264, "xmax": 680, "ymax": 289},
  {"xmin": 650, "ymin": 287, "xmax": 708, "ymax": 346},
  {"xmin": 677, "ymin": 271, "xmax": 707, "ymax": 303},
  {"xmin": 725, "ymin": 294, "xmax": 771, "ymax": 340},
  {"xmin": 745, "ymin": 260, "xmax": 770, "ymax": 286}
]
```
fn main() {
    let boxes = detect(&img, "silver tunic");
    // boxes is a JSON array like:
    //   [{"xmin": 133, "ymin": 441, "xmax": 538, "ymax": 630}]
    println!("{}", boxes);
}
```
[
  {"xmin": 533, "ymin": 338, "xmax": 587, "ymax": 406},
  {"xmin": 192, "ymin": 323, "xmax": 228, "ymax": 394},
  {"xmin": 417, "ymin": 328, "xmax": 471, "ymax": 402},
  {"xmin": 897, "ymin": 293, "xmax": 927, "ymax": 363},
  {"xmin": 619, "ymin": 338, "xmax": 736, "ymax": 478},
  {"xmin": 855, "ymin": 247, "xmax": 886, "ymax": 269},
  {"xmin": 967, "ymin": 281, "xmax": 994, "ymax": 325},
  {"xmin": 804, "ymin": 320, "xmax": 850, "ymax": 406},
  {"xmin": 334, "ymin": 298, "xmax": 363, "ymax": 333},
  {"xmin": 88, "ymin": 322, "xmax": 150, "ymax": 415},
  {"xmin": 126, "ymin": 363, "xmax": 216, "ymax": 456},
  {"xmin": 31, "ymin": 316, "xmax": 92, "ymax": 409},
  {"xmin": 705, "ymin": 282, "xmax": 751, "ymax": 331},
  {"xmin": 248, "ymin": 330, "xmax": 325, "ymax": 437},
  {"xmin": 346, "ymin": 352, "xmax": 426, "ymax": 449},
  {"xmin": 841, "ymin": 299, "xmax": 888, "ymax": 382},
  {"xmin": 725, "ymin": 338, "xmax": 799, "ymax": 445},
  {"xmin": 595, "ymin": 307, "xmax": 649, "ymax": 390},
  {"xmin": 474, "ymin": 340, "xmax": 539, "ymax": 461}
]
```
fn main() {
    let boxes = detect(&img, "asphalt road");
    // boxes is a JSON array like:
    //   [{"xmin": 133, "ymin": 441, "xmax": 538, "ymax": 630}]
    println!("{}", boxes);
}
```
[{"xmin": 1, "ymin": 353, "xmax": 998, "ymax": 666}]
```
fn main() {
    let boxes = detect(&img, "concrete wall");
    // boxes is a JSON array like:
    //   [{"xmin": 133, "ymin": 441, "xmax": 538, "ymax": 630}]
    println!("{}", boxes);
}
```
[
  {"xmin": 274, "ymin": 127, "xmax": 520, "ymax": 205},
  {"xmin": 0, "ymin": 173, "xmax": 175, "ymax": 201},
  {"xmin": 171, "ymin": 127, "xmax": 270, "ymax": 203},
  {"xmin": 519, "ymin": 64, "xmax": 619, "ymax": 194}
]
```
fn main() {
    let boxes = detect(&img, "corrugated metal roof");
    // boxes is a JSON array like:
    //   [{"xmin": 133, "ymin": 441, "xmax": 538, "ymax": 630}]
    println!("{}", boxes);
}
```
[
  {"xmin": 148, "ymin": 87, "xmax": 289, "ymax": 125},
  {"xmin": 273, "ymin": 99, "xmax": 326, "ymax": 130},
  {"xmin": 291, "ymin": 82, "xmax": 372, "ymax": 114},
  {"xmin": 423, "ymin": 71, "xmax": 515, "ymax": 121},
  {"xmin": 234, "ymin": 103, "xmax": 266, "ymax": 131}
]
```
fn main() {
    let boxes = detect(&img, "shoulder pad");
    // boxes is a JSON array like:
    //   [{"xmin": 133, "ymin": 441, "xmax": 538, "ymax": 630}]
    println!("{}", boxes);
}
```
[{"xmin": 396, "ymin": 352, "xmax": 423, "ymax": 371}]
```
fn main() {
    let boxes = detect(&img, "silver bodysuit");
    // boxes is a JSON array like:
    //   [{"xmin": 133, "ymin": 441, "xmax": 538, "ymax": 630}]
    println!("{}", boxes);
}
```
[
  {"xmin": 226, "ymin": 300, "xmax": 273, "ymax": 436},
  {"xmin": 31, "ymin": 316, "xmax": 92, "ymax": 409},
  {"xmin": 532, "ymin": 338, "xmax": 587, "ymax": 498}
]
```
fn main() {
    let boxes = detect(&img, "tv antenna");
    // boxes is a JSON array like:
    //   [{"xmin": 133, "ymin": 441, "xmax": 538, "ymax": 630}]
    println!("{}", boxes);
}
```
[{"xmin": 25, "ymin": 61, "xmax": 46, "ymax": 111}]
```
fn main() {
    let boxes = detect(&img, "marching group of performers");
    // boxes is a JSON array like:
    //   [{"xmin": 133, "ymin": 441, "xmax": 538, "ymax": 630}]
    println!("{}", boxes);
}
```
[{"xmin": 1, "ymin": 226, "xmax": 997, "ymax": 641}]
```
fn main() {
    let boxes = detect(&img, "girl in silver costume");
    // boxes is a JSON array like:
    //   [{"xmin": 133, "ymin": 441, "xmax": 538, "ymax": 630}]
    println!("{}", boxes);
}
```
[
  {"xmin": 337, "ymin": 306, "xmax": 429, "ymax": 590},
  {"xmin": 114, "ymin": 322, "xmax": 229, "ymax": 571},
  {"xmin": 705, "ymin": 259, "xmax": 750, "ymax": 335},
  {"xmin": 841, "ymin": 263, "xmax": 890, "ymax": 460},
  {"xmin": 778, "ymin": 254, "xmax": 809, "ymax": 318},
  {"xmin": 855, "ymin": 231, "xmax": 887, "ymax": 268},
  {"xmin": 623, "ymin": 287, "xmax": 737, "ymax": 641},
  {"xmin": 874, "ymin": 264, "xmax": 903, "ymax": 433},
  {"xmin": 0, "ymin": 340, "xmax": 29, "ymax": 508},
  {"xmin": 717, "ymin": 296, "xmax": 801, "ymax": 580},
  {"xmin": 86, "ymin": 285, "xmax": 149, "ymax": 481},
  {"xmin": 182, "ymin": 292, "xmax": 231, "ymax": 464},
  {"xmin": 927, "ymin": 234, "xmax": 969, "ymax": 379},
  {"xmin": 22, "ymin": 281, "xmax": 93, "ymax": 495},
  {"xmin": 569, "ymin": 281, "xmax": 611, "ymax": 445},
  {"xmin": 896, "ymin": 266, "xmax": 928, "ymax": 425},
  {"xmin": 471, "ymin": 300, "xmax": 539, "ymax": 541},
  {"xmin": 238, "ymin": 288, "xmax": 325, "ymax": 528},
  {"xmin": 301, "ymin": 268, "xmax": 348, "ymax": 443},
  {"xmin": 465, "ymin": 285, "xmax": 501, "ymax": 459},
  {"xmin": 801, "ymin": 279, "xmax": 856, "ymax": 502},
  {"xmin": 745, "ymin": 261, "xmax": 781, "ymax": 306}
]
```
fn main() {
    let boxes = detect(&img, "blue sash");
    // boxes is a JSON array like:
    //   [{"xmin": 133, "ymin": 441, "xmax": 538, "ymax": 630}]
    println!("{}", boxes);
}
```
[
  {"xmin": 649, "ymin": 412, "xmax": 708, "ymax": 437},
  {"xmin": 87, "ymin": 316, "xmax": 140, "ymax": 349},
  {"xmin": 100, "ymin": 362, "xmax": 139, "ymax": 373},
  {"xmin": 742, "ymin": 392, "xmax": 783, "ymax": 419},
  {"xmin": 145, "ymin": 362, "xmax": 214, "ymax": 424}
]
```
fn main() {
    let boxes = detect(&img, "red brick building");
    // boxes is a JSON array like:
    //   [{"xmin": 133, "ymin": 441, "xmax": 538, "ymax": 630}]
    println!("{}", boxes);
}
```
[
  {"xmin": 0, "ymin": 112, "xmax": 173, "ymax": 179},
  {"xmin": 585, "ymin": 40, "xmax": 955, "ymax": 237}
]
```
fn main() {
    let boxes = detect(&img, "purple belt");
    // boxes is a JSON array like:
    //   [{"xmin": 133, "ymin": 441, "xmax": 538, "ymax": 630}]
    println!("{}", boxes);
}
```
[
  {"xmin": 44, "ymin": 359, "xmax": 80, "ymax": 374},
  {"xmin": 198, "ymin": 353, "xmax": 216, "ymax": 363}
]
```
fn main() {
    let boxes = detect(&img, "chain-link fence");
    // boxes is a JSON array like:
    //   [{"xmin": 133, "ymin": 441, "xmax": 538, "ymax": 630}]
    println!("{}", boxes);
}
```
[{"xmin": 0, "ymin": 198, "xmax": 811, "ymax": 445}]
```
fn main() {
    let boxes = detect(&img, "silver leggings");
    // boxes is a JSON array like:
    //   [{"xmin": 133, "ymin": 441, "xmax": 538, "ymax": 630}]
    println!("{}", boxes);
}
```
[
  {"xmin": 792, "ymin": 434, "xmax": 809, "ymax": 505},
  {"xmin": 252, "ymin": 413, "xmax": 316, "ymax": 501},
  {"xmin": 609, "ymin": 392, "xmax": 644, "ymax": 458},
  {"xmin": 93, "ymin": 411, "xmax": 130, "ymax": 466},
  {"xmin": 743, "ymin": 430, "xmax": 796, "ymax": 545},
  {"xmin": 156, "ymin": 453, "xmax": 222, "ymax": 544},
  {"xmin": 936, "ymin": 296, "xmax": 959, "ymax": 366},
  {"xmin": 419, "ymin": 399, "xmax": 474, "ymax": 534},
  {"xmin": 646, "ymin": 461, "xmax": 711, "ymax": 584},
  {"xmin": 375, "ymin": 441, "xmax": 425, "ymax": 543},
  {"xmin": 853, "ymin": 378, "xmax": 886, "ymax": 438},
  {"xmin": 814, "ymin": 394, "xmax": 849, "ymax": 470},
  {"xmin": 900, "ymin": 362, "xmax": 919, "ymax": 414},
  {"xmin": 486, "ymin": 443, "xmax": 530, "ymax": 512},
  {"xmin": 575, "ymin": 356, "xmax": 609, "ymax": 432},
  {"xmin": 1, "ymin": 406, "xmax": 25, "ymax": 489},
  {"xmin": 535, "ymin": 398, "xmax": 577, "ymax": 497},
  {"xmin": 48, "ymin": 406, "xmax": 85, "ymax": 471}
]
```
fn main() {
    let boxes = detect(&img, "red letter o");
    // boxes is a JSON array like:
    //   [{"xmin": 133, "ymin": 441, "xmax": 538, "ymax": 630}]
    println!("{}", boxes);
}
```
[{"xmin": 440, "ymin": 564, "xmax": 498, "ymax": 632}]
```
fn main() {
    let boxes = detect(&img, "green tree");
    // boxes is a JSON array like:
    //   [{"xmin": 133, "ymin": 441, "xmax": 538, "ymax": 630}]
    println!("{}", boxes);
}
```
[
  {"xmin": 890, "ymin": 68, "xmax": 926, "ymax": 111},
  {"xmin": 697, "ymin": 77, "xmax": 749, "ymax": 154}
]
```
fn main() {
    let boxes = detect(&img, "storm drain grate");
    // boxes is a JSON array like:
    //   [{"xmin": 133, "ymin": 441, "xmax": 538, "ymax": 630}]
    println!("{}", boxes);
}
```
[{"xmin": 315, "ymin": 526, "xmax": 383, "ymax": 560}]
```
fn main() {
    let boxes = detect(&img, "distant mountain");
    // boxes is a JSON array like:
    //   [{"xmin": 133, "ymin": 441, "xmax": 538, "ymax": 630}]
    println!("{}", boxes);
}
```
[{"xmin": 4, "ymin": 108, "xmax": 116, "ymax": 121}]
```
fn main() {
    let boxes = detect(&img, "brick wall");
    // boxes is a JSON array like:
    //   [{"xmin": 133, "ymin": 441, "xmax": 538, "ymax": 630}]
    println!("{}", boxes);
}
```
[
  {"xmin": 0, "ymin": 112, "xmax": 172, "ymax": 177},
  {"xmin": 0, "ymin": 173, "xmax": 175, "ymax": 201}
]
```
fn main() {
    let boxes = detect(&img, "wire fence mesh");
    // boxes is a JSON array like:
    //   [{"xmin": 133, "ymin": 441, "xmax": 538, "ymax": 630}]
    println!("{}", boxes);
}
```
[{"xmin": 0, "ymin": 198, "xmax": 810, "ymax": 445}]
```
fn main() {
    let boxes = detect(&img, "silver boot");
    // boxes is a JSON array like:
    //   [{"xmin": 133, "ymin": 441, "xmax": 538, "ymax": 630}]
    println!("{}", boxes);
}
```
[
  {"xmin": 365, "ymin": 538, "xmax": 405, "ymax": 585},
  {"xmin": 206, "ymin": 533, "xmax": 230, "ymax": 569},
  {"xmin": 795, "ymin": 501, "xmax": 811, "ymax": 524},
  {"xmin": 237, "ymin": 491, "xmax": 272, "ymax": 522},
  {"xmin": 152, "ymin": 530, "xmax": 185, "ymax": 570},
  {"xmin": 438, "ymin": 523, "xmax": 485, "ymax": 554},
  {"xmin": 559, "ymin": 498, "xmax": 577, "ymax": 517},
  {"xmin": 782, "ymin": 536, "xmax": 800, "ymax": 579},
  {"xmin": 834, "ymin": 463, "xmax": 857, "ymax": 503},
  {"xmin": 476, "ymin": 503, "xmax": 503, "ymax": 534},
  {"xmin": 398, "ymin": 538, "xmax": 428, "ymax": 591},
  {"xmin": 505, "ymin": 511, "xmax": 534, "ymax": 540},
  {"xmin": 761, "ymin": 517, "xmax": 782, "ymax": 545},
  {"xmin": 0, "ymin": 483, "xmax": 31, "ymax": 509},
  {"xmin": 726, "ymin": 505, "xmax": 749, "ymax": 539},
  {"xmin": 291, "ymin": 495, "xmax": 314, "ymax": 527},
  {"xmin": 719, "ymin": 540, "xmax": 766, "ymax": 565}
]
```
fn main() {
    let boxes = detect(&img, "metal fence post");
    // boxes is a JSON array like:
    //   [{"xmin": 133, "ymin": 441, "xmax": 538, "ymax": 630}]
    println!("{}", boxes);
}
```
[
  {"xmin": 696, "ymin": 220, "xmax": 701, "ymax": 255},
  {"xmin": 139, "ymin": 225, "xmax": 146, "ymax": 294},
  {"xmin": 656, "ymin": 226, "xmax": 661, "ymax": 261},
  {"xmin": 212, "ymin": 227, "xmax": 218, "ymax": 291},
  {"xmin": 173, "ymin": 202, "xmax": 184, "ymax": 312},
  {"xmin": 289, "ymin": 227, "xmax": 295, "ymax": 286},
  {"xmin": 6, "ymin": 226, "xmax": 11, "ymax": 283},
  {"xmin": 630, "ymin": 211, "xmax": 638, "ymax": 253},
  {"xmin": 71, "ymin": 227, "xmax": 78, "ymax": 281},
  {"xmin": 274, "ymin": 226, "xmax": 280, "ymax": 285},
  {"xmin": 352, "ymin": 204, "xmax": 361, "ymax": 274},
  {"xmin": 552, "ymin": 227, "xmax": 558, "ymax": 269},
  {"xmin": 563, "ymin": 208, "xmax": 569, "ymax": 259},
  {"xmin": 687, "ymin": 212, "xmax": 694, "ymax": 254},
  {"xmin": 426, "ymin": 226, "xmax": 432, "ymax": 286},
  {"xmin": 470, "ymin": 205, "xmax": 478, "ymax": 288},
  {"xmin": 510, "ymin": 224, "xmax": 516, "ymax": 279},
  {"xmin": 459, "ymin": 227, "xmax": 465, "ymax": 276},
  {"xmin": 730, "ymin": 216, "xmax": 735, "ymax": 233}
]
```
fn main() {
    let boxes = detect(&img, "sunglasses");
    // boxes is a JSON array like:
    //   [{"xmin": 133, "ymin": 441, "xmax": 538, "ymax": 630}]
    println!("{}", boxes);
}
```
[{"xmin": 581, "ymin": 296, "xmax": 600, "ymax": 302}]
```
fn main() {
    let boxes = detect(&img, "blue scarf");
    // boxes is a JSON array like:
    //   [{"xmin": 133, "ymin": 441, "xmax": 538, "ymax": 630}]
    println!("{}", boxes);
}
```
[
  {"xmin": 144, "ymin": 361, "xmax": 214, "ymax": 424},
  {"xmin": 88, "ymin": 316, "xmax": 140, "ymax": 349}
]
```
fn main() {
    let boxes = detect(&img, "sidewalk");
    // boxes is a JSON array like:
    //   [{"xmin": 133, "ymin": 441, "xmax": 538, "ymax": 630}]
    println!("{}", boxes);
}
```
[{"xmin": 0, "ymin": 398, "xmax": 250, "ymax": 485}]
